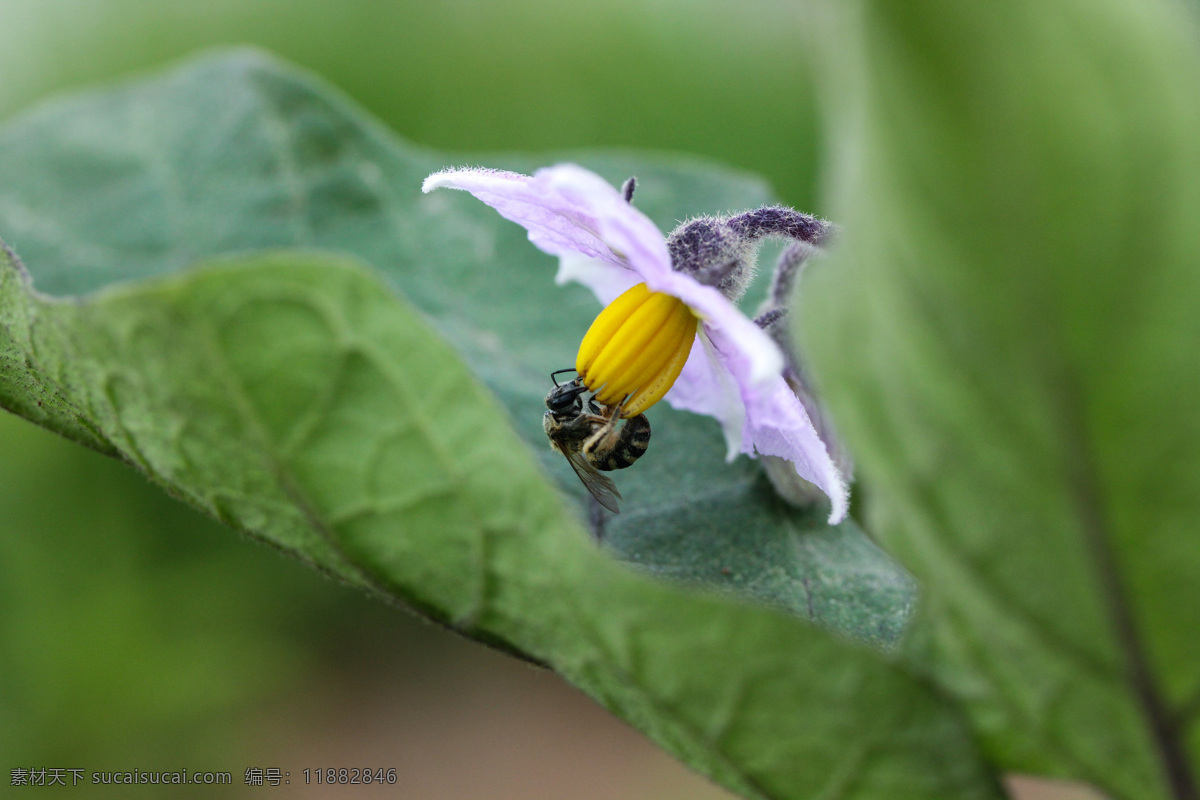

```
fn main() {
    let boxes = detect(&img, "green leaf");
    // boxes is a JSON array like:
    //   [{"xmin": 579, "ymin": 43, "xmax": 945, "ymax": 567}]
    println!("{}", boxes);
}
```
[
  {"xmin": 0, "ymin": 50, "xmax": 1000, "ymax": 799},
  {"xmin": 0, "ymin": 48, "xmax": 913, "ymax": 645},
  {"xmin": 0, "ymin": 246, "xmax": 996, "ymax": 800},
  {"xmin": 801, "ymin": 2, "xmax": 1200, "ymax": 798}
]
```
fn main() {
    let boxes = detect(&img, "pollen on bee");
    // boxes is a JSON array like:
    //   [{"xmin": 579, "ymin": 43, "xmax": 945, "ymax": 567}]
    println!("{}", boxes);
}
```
[{"xmin": 575, "ymin": 282, "xmax": 698, "ymax": 418}]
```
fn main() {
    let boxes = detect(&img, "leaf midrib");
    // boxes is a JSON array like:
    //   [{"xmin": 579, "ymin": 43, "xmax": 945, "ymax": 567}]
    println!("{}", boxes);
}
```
[{"xmin": 1058, "ymin": 376, "xmax": 1198, "ymax": 800}]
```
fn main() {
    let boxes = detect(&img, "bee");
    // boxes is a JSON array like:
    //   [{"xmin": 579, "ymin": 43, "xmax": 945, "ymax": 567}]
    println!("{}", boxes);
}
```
[{"xmin": 543, "ymin": 370, "xmax": 651, "ymax": 513}]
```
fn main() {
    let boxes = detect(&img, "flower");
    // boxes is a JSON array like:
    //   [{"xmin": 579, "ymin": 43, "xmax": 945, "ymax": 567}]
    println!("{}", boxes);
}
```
[{"xmin": 422, "ymin": 164, "xmax": 849, "ymax": 523}]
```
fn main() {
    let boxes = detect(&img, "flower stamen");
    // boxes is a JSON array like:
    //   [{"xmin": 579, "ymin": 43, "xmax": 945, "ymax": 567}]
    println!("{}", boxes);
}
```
[
  {"xmin": 575, "ymin": 282, "xmax": 698, "ymax": 417},
  {"xmin": 576, "ymin": 282, "xmax": 652, "ymax": 374}
]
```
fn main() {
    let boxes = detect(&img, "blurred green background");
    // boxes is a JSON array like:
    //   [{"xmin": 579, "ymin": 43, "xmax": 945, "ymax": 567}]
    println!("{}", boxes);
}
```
[{"xmin": 0, "ymin": 1, "xmax": 817, "ymax": 797}]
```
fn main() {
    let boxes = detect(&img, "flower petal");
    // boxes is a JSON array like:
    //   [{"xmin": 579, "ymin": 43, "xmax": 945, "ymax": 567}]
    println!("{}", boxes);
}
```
[
  {"xmin": 743, "ymin": 378, "xmax": 850, "ymax": 524},
  {"xmin": 666, "ymin": 325, "xmax": 848, "ymax": 524},
  {"xmin": 555, "ymin": 253, "xmax": 640, "ymax": 305},
  {"xmin": 666, "ymin": 330, "xmax": 746, "ymax": 459},
  {"xmin": 423, "ymin": 165, "xmax": 674, "ymax": 282},
  {"xmin": 652, "ymin": 269, "xmax": 784, "ymax": 387}
]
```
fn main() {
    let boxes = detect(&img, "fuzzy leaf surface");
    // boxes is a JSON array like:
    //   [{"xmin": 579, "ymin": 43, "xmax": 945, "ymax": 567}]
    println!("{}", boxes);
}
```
[
  {"xmin": 801, "ymin": 2, "xmax": 1200, "ymax": 798},
  {"xmin": 1, "ymin": 246, "xmax": 997, "ymax": 800}
]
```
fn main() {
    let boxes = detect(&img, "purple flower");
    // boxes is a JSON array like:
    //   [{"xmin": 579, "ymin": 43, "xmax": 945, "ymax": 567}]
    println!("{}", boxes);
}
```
[{"xmin": 422, "ymin": 164, "xmax": 849, "ymax": 523}]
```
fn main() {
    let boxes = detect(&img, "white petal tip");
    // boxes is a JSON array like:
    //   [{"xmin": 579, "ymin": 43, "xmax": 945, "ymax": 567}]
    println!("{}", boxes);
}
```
[
  {"xmin": 825, "ymin": 479, "xmax": 850, "ymax": 525},
  {"xmin": 421, "ymin": 166, "xmax": 530, "ymax": 194},
  {"xmin": 420, "ymin": 172, "xmax": 449, "ymax": 193}
]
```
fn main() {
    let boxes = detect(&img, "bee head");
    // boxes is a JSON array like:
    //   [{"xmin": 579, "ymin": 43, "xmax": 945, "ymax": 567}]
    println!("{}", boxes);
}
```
[{"xmin": 545, "ymin": 380, "xmax": 588, "ymax": 415}]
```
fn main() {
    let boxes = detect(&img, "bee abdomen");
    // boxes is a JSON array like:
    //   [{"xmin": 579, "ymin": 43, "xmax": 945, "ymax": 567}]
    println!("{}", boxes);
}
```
[{"xmin": 595, "ymin": 414, "xmax": 651, "ymax": 471}]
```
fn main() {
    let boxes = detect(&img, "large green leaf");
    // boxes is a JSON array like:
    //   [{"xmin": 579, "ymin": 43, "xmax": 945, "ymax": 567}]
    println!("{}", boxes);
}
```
[
  {"xmin": 0, "ymin": 51, "xmax": 1000, "ymax": 799},
  {"xmin": 0, "ymin": 48, "xmax": 913, "ymax": 645},
  {"xmin": 0, "ymin": 246, "xmax": 997, "ymax": 800},
  {"xmin": 801, "ymin": 1, "xmax": 1200, "ymax": 798}
]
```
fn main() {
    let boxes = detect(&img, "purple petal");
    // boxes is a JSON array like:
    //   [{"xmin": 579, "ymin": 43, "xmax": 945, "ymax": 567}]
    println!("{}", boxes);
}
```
[
  {"xmin": 666, "ymin": 331, "xmax": 747, "ymax": 459},
  {"xmin": 423, "ymin": 165, "xmax": 673, "ymax": 283},
  {"xmin": 653, "ymin": 269, "xmax": 784, "ymax": 386},
  {"xmin": 665, "ymin": 312, "xmax": 848, "ymax": 524},
  {"xmin": 742, "ymin": 378, "xmax": 850, "ymax": 524},
  {"xmin": 555, "ymin": 254, "xmax": 641, "ymax": 306}
]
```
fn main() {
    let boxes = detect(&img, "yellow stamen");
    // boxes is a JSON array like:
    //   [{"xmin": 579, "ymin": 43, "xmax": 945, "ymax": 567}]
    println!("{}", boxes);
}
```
[
  {"xmin": 574, "ymin": 282, "xmax": 699, "ymax": 418},
  {"xmin": 622, "ymin": 330, "xmax": 694, "ymax": 416},
  {"xmin": 592, "ymin": 302, "xmax": 693, "ymax": 405},
  {"xmin": 576, "ymin": 282, "xmax": 652, "ymax": 376},
  {"xmin": 587, "ymin": 293, "xmax": 681, "ymax": 403}
]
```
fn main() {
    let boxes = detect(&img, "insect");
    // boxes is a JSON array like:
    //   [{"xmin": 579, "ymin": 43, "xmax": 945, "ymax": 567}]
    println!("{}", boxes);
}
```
[{"xmin": 543, "ymin": 369, "xmax": 652, "ymax": 513}]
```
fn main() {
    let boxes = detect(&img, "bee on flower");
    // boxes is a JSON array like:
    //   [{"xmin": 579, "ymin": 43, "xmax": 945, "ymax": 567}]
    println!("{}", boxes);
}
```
[{"xmin": 422, "ymin": 164, "xmax": 849, "ymax": 523}]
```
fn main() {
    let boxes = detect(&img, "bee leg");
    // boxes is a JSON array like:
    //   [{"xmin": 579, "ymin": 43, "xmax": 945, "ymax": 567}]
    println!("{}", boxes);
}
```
[{"xmin": 587, "ymin": 496, "xmax": 610, "ymax": 542}]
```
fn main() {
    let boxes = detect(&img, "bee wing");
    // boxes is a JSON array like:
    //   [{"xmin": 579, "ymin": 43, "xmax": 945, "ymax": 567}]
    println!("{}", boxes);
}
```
[{"xmin": 563, "ymin": 450, "xmax": 623, "ymax": 514}]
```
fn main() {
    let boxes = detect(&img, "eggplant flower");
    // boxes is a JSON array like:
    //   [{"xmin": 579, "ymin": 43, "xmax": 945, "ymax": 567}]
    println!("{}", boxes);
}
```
[{"xmin": 422, "ymin": 164, "xmax": 848, "ymax": 523}]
